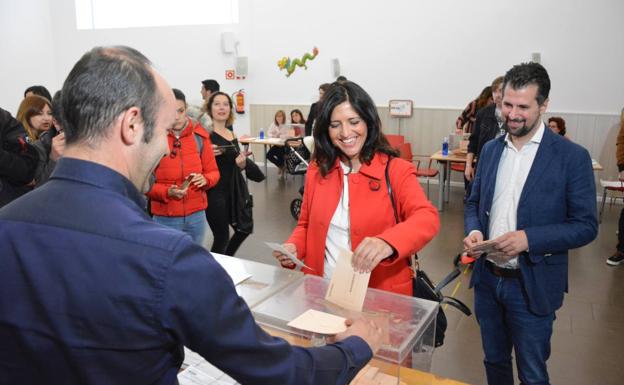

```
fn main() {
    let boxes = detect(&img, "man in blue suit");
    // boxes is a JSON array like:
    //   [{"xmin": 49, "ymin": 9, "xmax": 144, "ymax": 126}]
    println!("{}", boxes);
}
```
[{"xmin": 463, "ymin": 62, "xmax": 598, "ymax": 385}]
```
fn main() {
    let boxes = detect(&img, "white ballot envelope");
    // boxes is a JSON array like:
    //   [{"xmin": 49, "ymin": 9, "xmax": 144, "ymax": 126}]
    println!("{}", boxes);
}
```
[
  {"xmin": 265, "ymin": 242, "xmax": 314, "ymax": 270},
  {"xmin": 287, "ymin": 309, "xmax": 347, "ymax": 335},
  {"xmin": 325, "ymin": 249, "xmax": 371, "ymax": 312}
]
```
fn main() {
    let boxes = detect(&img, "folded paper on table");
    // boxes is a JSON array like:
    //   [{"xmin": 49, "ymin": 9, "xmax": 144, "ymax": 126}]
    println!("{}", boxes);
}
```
[
  {"xmin": 265, "ymin": 242, "xmax": 314, "ymax": 270},
  {"xmin": 213, "ymin": 255, "xmax": 252, "ymax": 286},
  {"xmin": 325, "ymin": 249, "xmax": 370, "ymax": 312},
  {"xmin": 287, "ymin": 309, "xmax": 347, "ymax": 335}
]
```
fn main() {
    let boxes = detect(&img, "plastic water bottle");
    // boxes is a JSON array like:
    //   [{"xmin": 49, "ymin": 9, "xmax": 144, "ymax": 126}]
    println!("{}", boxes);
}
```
[
  {"xmin": 259, "ymin": 129, "xmax": 264, "ymax": 139},
  {"xmin": 442, "ymin": 136, "xmax": 449, "ymax": 156}
]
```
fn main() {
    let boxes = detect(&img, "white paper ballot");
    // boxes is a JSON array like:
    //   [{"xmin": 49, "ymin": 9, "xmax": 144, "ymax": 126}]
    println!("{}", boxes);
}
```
[
  {"xmin": 212, "ymin": 253, "xmax": 252, "ymax": 286},
  {"xmin": 287, "ymin": 309, "xmax": 347, "ymax": 335},
  {"xmin": 325, "ymin": 249, "xmax": 371, "ymax": 312},
  {"xmin": 265, "ymin": 242, "xmax": 314, "ymax": 271}
]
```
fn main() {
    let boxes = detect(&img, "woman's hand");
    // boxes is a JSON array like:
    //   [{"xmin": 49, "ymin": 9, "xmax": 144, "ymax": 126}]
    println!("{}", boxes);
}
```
[
  {"xmin": 190, "ymin": 173, "xmax": 207, "ymax": 188},
  {"xmin": 352, "ymin": 237, "xmax": 394, "ymax": 273},
  {"xmin": 50, "ymin": 132, "xmax": 66, "ymax": 162},
  {"xmin": 272, "ymin": 243, "xmax": 297, "ymax": 269},
  {"xmin": 235, "ymin": 153, "xmax": 246, "ymax": 169},
  {"xmin": 167, "ymin": 184, "xmax": 188, "ymax": 200},
  {"xmin": 235, "ymin": 151, "xmax": 251, "ymax": 169},
  {"xmin": 212, "ymin": 144, "xmax": 224, "ymax": 156}
]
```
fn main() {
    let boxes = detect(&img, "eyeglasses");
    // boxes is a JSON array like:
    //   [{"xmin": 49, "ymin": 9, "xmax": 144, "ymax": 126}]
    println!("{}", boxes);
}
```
[{"xmin": 170, "ymin": 138, "xmax": 181, "ymax": 158}]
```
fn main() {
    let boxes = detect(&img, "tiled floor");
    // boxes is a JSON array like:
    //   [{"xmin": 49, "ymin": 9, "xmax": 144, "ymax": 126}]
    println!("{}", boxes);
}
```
[{"xmin": 204, "ymin": 168, "xmax": 624, "ymax": 385}]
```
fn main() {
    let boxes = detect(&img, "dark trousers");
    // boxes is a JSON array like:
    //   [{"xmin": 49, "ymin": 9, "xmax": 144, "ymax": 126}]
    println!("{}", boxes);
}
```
[
  {"xmin": 206, "ymin": 191, "xmax": 249, "ymax": 256},
  {"xmin": 266, "ymin": 146, "xmax": 285, "ymax": 168},
  {"xmin": 475, "ymin": 266, "xmax": 554, "ymax": 385},
  {"xmin": 618, "ymin": 208, "xmax": 624, "ymax": 252}
]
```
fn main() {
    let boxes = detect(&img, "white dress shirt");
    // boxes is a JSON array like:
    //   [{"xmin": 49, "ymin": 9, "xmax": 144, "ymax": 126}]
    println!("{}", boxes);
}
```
[
  {"xmin": 324, "ymin": 162, "xmax": 352, "ymax": 279},
  {"xmin": 488, "ymin": 122, "xmax": 545, "ymax": 268}
]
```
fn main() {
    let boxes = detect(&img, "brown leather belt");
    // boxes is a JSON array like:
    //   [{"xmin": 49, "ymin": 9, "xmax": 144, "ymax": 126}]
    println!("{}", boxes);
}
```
[{"xmin": 485, "ymin": 260, "xmax": 521, "ymax": 278}]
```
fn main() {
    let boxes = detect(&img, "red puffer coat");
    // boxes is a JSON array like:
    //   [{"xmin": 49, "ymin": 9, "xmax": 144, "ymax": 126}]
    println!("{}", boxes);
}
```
[{"xmin": 147, "ymin": 120, "xmax": 219, "ymax": 217}]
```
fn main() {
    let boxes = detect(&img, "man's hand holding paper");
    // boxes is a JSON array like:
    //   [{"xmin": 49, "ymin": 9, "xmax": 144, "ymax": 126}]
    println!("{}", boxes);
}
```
[{"xmin": 463, "ymin": 230, "xmax": 529, "ymax": 260}]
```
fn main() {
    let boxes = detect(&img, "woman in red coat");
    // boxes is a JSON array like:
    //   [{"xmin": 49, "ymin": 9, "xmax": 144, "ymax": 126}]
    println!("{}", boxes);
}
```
[
  {"xmin": 273, "ymin": 81, "xmax": 439, "ymax": 296},
  {"xmin": 147, "ymin": 89, "xmax": 219, "ymax": 245}
]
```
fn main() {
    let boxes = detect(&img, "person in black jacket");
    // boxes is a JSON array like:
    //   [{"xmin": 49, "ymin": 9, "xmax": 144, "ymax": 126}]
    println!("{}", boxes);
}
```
[
  {"xmin": 0, "ymin": 107, "xmax": 39, "ymax": 207},
  {"xmin": 465, "ymin": 76, "xmax": 505, "ymax": 183},
  {"xmin": 304, "ymin": 83, "xmax": 331, "ymax": 136}
]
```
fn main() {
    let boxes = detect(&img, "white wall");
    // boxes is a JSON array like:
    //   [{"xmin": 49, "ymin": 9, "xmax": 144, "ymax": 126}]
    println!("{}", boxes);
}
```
[
  {"xmin": 0, "ymin": 0, "xmax": 57, "ymax": 113},
  {"xmin": 247, "ymin": 0, "xmax": 624, "ymax": 114},
  {"xmin": 1, "ymin": 0, "xmax": 623, "ymax": 119}
]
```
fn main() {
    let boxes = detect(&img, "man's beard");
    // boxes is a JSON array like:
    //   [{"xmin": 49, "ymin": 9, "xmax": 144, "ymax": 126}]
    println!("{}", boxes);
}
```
[{"xmin": 504, "ymin": 117, "xmax": 539, "ymax": 138}]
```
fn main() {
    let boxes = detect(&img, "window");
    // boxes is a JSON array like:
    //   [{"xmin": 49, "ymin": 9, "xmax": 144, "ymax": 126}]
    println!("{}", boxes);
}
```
[{"xmin": 75, "ymin": 0, "xmax": 239, "ymax": 30}]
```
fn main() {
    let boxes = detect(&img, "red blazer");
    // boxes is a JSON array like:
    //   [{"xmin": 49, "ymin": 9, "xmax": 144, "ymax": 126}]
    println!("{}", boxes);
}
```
[
  {"xmin": 147, "ymin": 120, "xmax": 219, "ymax": 217},
  {"xmin": 287, "ymin": 152, "xmax": 439, "ymax": 295}
]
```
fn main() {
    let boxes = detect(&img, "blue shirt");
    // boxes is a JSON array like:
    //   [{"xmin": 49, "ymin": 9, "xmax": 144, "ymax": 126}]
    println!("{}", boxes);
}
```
[{"xmin": 0, "ymin": 158, "xmax": 372, "ymax": 385}]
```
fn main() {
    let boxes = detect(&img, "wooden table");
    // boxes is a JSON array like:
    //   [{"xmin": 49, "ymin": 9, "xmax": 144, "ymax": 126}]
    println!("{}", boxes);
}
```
[
  {"xmin": 430, "ymin": 150, "xmax": 468, "ymax": 211},
  {"xmin": 430, "ymin": 151, "xmax": 604, "ymax": 212}
]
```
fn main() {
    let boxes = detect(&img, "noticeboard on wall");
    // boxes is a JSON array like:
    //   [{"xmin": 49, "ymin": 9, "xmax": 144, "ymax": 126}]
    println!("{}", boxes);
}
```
[{"xmin": 389, "ymin": 100, "xmax": 413, "ymax": 117}]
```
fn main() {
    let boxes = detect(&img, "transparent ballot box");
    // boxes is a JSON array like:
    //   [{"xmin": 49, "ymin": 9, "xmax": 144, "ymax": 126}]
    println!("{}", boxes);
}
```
[
  {"xmin": 251, "ymin": 275, "xmax": 439, "ymax": 383},
  {"xmin": 212, "ymin": 253, "xmax": 302, "ymax": 308}
]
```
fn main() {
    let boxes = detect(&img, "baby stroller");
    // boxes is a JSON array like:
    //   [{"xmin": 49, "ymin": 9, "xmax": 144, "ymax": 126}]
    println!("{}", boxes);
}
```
[{"xmin": 284, "ymin": 137, "xmax": 313, "ymax": 220}]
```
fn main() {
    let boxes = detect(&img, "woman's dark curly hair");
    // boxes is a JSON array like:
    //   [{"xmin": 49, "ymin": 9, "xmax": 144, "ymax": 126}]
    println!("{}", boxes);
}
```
[
  {"xmin": 313, "ymin": 81, "xmax": 398, "ymax": 176},
  {"xmin": 548, "ymin": 116, "xmax": 566, "ymax": 136}
]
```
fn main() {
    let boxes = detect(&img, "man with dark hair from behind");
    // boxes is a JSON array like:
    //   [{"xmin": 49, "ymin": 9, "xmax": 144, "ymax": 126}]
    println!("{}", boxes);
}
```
[
  {"xmin": 305, "ymin": 83, "xmax": 331, "ymax": 136},
  {"xmin": 0, "ymin": 45, "xmax": 380, "ymax": 385},
  {"xmin": 187, "ymin": 79, "xmax": 221, "ymax": 128},
  {"xmin": 464, "ymin": 62, "xmax": 597, "ymax": 385},
  {"xmin": 201, "ymin": 79, "xmax": 220, "ymax": 100},
  {"xmin": 24, "ymin": 85, "xmax": 52, "ymax": 102}
]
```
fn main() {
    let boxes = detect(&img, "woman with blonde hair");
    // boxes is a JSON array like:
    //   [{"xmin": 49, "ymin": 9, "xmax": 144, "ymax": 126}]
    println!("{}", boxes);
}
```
[
  {"xmin": 16, "ymin": 95, "xmax": 52, "ymax": 142},
  {"xmin": 16, "ymin": 95, "xmax": 57, "ymax": 187}
]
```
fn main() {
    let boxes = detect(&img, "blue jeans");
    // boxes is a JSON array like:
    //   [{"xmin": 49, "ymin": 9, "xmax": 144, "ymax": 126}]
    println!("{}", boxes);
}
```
[
  {"xmin": 474, "ymin": 266, "xmax": 555, "ymax": 385},
  {"xmin": 153, "ymin": 211, "xmax": 207, "ymax": 245}
]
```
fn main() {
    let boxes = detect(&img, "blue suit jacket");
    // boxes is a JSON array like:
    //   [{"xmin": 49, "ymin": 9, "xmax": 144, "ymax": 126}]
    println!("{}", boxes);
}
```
[{"xmin": 464, "ymin": 127, "xmax": 598, "ymax": 315}]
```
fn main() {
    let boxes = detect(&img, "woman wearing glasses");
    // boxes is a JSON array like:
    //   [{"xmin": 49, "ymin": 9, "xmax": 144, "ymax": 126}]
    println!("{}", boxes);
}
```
[{"xmin": 146, "ymin": 88, "xmax": 219, "ymax": 245}]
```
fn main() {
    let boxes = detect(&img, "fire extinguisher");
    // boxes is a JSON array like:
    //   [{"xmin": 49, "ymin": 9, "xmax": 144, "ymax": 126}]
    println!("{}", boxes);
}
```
[{"xmin": 233, "ymin": 89, "xmax": 245, "ymax": 114}]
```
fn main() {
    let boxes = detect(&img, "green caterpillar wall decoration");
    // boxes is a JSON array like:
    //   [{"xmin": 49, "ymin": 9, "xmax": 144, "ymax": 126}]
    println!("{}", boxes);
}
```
[{"xmin": 277, "ymin": 47, "xmax": 319, "ymax": 77}]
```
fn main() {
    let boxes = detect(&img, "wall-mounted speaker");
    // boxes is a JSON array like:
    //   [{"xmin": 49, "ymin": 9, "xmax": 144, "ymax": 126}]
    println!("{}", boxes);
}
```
[
  {"xmin": 221, "ymin": 32, "xmax": 236, "ymax": 54},
  {"xmin": 331, "ymin": 58, "xmax": 341, "ymax": 78},
  {"xmin": 236, "ymin": 57, "xmax": 248, "ymax": 77}
]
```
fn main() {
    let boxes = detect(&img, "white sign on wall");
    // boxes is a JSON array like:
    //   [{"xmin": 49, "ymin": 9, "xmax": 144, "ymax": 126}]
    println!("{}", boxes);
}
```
[{"xmin": 389, "ymin": 100, "xmax": 413, "ymax": 117}]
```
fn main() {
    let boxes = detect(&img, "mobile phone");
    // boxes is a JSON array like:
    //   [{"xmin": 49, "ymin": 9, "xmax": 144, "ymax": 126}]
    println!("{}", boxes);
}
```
[{"xmin": 180, "ymin": 174, "xmax": 194, "ymax": 190}]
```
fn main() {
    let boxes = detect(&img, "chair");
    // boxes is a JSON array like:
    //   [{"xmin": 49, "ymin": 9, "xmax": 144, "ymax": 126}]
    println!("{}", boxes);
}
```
[
  {"xmin": 386, "ymin": 134, "xmax": 405, "ymax": 150},
  {"xmin": 397, "ymin": 143, "xmax": 439, "ymax": 198},
  {"xmin": 599, "ymin": 179, "xmax": 624, "ymax": 223},
  {"xmin": 450, "ymin": 162, "xmax": 465, "ymax": 173}
]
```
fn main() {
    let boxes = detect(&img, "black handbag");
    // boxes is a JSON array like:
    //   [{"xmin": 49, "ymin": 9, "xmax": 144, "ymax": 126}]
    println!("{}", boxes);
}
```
[
  {"xmin": 230, "ymin": 164, "xmax": 254, "ymax": 234},
  {"xmin": 244, "ymin": 158, "xmax": 265, "ymax": 182},
  {"xmin": 385, "ymin": 157, "xmax": 471, "ymax": 347}
]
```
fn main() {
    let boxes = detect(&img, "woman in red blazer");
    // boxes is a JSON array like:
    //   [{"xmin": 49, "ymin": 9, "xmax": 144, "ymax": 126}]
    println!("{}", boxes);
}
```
[{"xmin": 273, "ymin": 81, "xmax": 439, "ymax": 296}]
